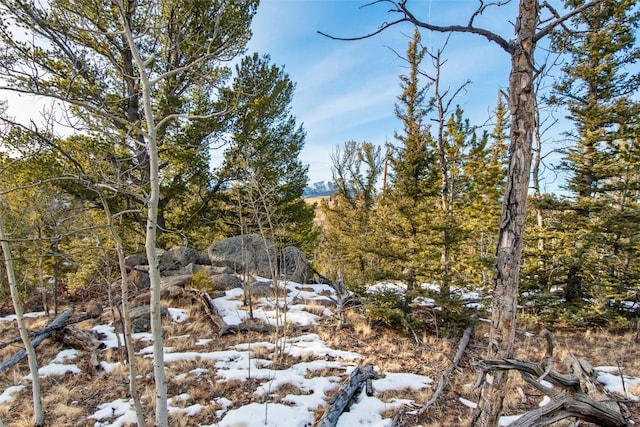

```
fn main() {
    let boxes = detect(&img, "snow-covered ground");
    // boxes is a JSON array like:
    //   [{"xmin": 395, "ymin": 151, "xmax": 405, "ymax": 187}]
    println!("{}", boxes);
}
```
[{"xmin": 0, "ymin": 278, "xmax": 638, "ymax": 426}]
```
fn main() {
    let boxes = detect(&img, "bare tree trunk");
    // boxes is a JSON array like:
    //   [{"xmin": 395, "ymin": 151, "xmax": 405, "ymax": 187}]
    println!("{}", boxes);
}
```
[
  {"xmin": 0, "ymin": 207, "xmax": 44, "ymax": 426},
  {"xmin": 472, "ymin": 1, "xmax": 538, "ymax": 425},
  {"xmin": 139, "ymin": 54, "xmax": 168, "ymax": 427},
  {"xmin": 116, "ymin": 4, "xmax": 167, "ymax": 425},
  {"xmin": 532, "ymin": 99, "xmax": 545, "ymax": 253},
  {"xmin": 100, "ymin": 196, "xmax": 145, "ymax": 426}
]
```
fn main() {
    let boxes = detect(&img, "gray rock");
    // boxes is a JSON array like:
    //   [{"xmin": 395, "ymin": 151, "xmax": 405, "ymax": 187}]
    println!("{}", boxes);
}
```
[
  {"xmin": 280, "ymin": 246, "xmax": 312, "ymax": 284},
  {"xmin": 208, "ymin": 234, "xmax": 276, "ymax": 278},
  {"xmin": 210, "ymin": 273, "xmax": 242, "ymax": 290},
  {"xmin": 160, "ymin": 274, "xmax": 192, "ymax": 289},
  {"xmin": 125, "ymin": 255, "xmax": 147, "ymax": 268},
  {"xmin": 183, "ymin": 263, "xmax": 233, "ymax": 275},
  {"xmin": 128, "ymin": 269, "xmax": 150, "ymax": 290},
  {"xmin": 159, "ymin": 246, "xmax": 201, "ymax": 271},
  {"xmin": 249, "ymin": 282, "xmax": 275, "ymax": 298},
  {"xmin": 128, "ymin": 305, "xmax": 168, "ymax": 333},
  {"xmin": 205, "ymin": 265, "xmax": 234, "ymax": 275}
]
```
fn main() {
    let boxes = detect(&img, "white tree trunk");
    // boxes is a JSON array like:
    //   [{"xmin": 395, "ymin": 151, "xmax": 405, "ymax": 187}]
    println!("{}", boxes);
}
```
[
  {"xmin": 117, "ymin": 5, "xmax": 167, "ymax": 425},
  {"xmin": 0, "ymin": 208, "xmax": 44, "ymax": 426},
  {"xmin": 100, "ymin": 196, "xmax": 145, "ymax": 426}
]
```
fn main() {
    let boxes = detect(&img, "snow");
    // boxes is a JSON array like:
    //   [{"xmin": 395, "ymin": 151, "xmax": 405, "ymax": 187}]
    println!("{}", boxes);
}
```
[
  {"xmin": 23, "ymin": 349, "xmax": 82, "ymax": 379},
  {"xmin": 36, "ymin": 363, "xmax": 81, "ymax": 377},
  {"xmin": 0, "ymin": 311, "xmax": 46, "ymax": 323},
  {"xmin": 372, "ymin": 372, "xmax": 434, "ymax": 392},
  {"xmin": 1, "ymin": 278, "xmax": 639, "ymax": 426},
  {"xmin": 88, "ymin": 398, "xmax": 138, "ymax": 426},
  {"xmin": 336, "ymin": 389, "xmax": 410, "ymax": 427},
  {"xmin": 595, "ymin": 366, "xmax": 640, "ymax": 401},
  {"xmin": 0, "ymin": 385, "xmax": 24, "ymax": 404},
  {"xmin": 167, "ymin": 308, "xmax": 188, "ymax": 323}
]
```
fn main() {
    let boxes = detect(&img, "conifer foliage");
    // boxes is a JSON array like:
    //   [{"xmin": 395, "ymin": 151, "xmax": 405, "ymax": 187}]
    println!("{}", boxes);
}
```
[
  {"xmin": 523, "ymin": 0, "xmax": 640, "ymax": 324},
  {"xmin": 218, "ymin": 53, "xmax": 316, "ymax": 253},
  {"xmin": 319, "ymin": 30, "xmax": 508, "ymax": 330}
]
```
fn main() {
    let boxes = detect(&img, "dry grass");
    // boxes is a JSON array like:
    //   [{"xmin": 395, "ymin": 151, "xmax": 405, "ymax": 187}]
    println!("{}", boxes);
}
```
[{"xmin": 0, "ymin": 299, "xmax": 639, "ymax": 426}]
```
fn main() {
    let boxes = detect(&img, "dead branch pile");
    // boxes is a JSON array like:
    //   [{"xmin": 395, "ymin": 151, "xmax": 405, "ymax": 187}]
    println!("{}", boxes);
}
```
[{"xmin": 475, "ymin": 330, "xmax": 629, "ymax": 426}]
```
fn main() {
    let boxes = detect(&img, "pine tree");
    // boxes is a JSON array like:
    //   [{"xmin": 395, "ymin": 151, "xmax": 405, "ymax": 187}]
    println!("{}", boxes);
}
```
[
  {"xmin": 219, "ymin": 53, "xmax": 316, "ymax": 253},
  {"xmin": 548, "ymin": 0, "xmax": 640, "ymax": 315},
  {"xmin": 457, "ymin": 98, "xmax": 508, "ymax": 290},
  {"xmin": 0, "ymin": 0, "xmax": 258, "ymax": 248},
  {"xmin": 380, "ymin": 29, "xmax": 438, "ymax": 285},
  {"xmin": 388, "ymin": 30, "xmax": 436, "ymax": 202}
]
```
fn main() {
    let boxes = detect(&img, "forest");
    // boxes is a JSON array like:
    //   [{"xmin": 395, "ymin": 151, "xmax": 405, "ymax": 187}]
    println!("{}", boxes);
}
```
[{"xmin": 0, "ymin": 0, "xmax": 638, "ymax": 426}]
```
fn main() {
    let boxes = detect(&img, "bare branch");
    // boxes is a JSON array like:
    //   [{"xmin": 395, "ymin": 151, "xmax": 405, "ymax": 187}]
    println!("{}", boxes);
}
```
[
  {"xmin": 319, "ymin": 1, "xmax": 512, "ymax": 53},
  {"xmin": 469, "ymin": 0, "xmax": 513, "ymax": 28},
  {"xmin": 317, "ymin": 17, "xmax": 408, "ymax": 42},
  {"xmin": 0, "ymin": 85, "xmax": 146, "ymax": 137},
  {"xmin": 535, "ymin": 0, "xmax": 604, "ymax": 43}
]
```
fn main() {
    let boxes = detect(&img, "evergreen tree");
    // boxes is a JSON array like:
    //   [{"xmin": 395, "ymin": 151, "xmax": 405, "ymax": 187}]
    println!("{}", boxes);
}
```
[
  {"xmin": 219, "ymin": 53, "xmax": 316, "ymax": 253},
  {"xmin": 544, "ymin": 0, "xmax": 640, "ymax": 317},
  {"xmin": 388, "ymin": 30, "xmax": 436, "ymax": 202},
  {"xmin": 460, "ymin": 95, "xmax": 508, "ymax": 288},
  {"xmin": 379, "ymin": 29, "xmax": 438, "ymax": 285}
]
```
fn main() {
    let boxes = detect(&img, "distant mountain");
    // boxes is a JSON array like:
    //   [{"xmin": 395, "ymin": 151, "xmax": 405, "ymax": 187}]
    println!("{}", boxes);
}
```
[{"xmin": 303, "ymin": 181, "xmax": 336, "ymax": 198}]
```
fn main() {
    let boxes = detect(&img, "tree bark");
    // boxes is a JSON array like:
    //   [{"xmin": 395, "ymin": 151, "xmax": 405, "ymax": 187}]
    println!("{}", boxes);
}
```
[{"xmin": 472, "ymin": 1, "xmax": 538, "ymax": 425}]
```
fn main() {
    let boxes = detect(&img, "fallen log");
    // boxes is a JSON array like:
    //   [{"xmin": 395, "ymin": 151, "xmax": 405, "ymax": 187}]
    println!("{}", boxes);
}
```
[
  {"xmin": 55, "ymin": 327, "xmax": 105, "ymax": 352},
  {"xmin": 0, "ymin": 308, "xmax": 73, "ymax": 373},
  {"xmin": 317, "ymin": 365, "xmax": 377, "ymax": 427},
  {"xmin": 0, "ymin": 310, "xmax": 99, "ymax": 350},
  {"xmin": 187, "ymin": 287, "xmax": 228, "ymax": 329},
  {"xmin": 474, "ymin": 330, "xmax": 628, "ymax": 427}
]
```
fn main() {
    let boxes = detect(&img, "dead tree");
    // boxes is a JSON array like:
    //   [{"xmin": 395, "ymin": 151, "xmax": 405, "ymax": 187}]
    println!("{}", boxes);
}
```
[{"xmin": 474, "ymin": 330, "xmax": 629, "ymax": 426}]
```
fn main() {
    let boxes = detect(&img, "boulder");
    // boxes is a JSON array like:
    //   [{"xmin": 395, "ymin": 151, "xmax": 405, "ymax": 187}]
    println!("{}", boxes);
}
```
[
  {"xmin": 182, "ymin": 263, "xmax": 233, "ymax": 276},
  {"xmin": 250, "ymin": 282, "xmax": 275, "ymax": 298},
  {"xmin": 128, "ymin": 305, "xmax": 168, "ymax": 333},
  {"xmin": 208, "ymin": 234, "xmax": 276, "ymax": 278},
  {"xmin": 280, "ymin": 246, "xmax": 312, "ymax": 284},
  {"xmin": 210, "ymin": 273, "xmax": 242, "ymax": 290},
  {"xmin": 160, "ymin": 274, "xmax": 192, "ymax": 289},
  {"xmin": 159, "ymin": 246, "xmax": 202, "ymax": 271},
  {"xmin": 128, "ymin": 269, "xmax": 150, "ymax": 290},
  {"xmin": 125, "ymin": 254, "xmax": 146, "ymax": 268},
  {"xmin": 204, "ymin": 265, "xmax": 234, "ymax": 275}
]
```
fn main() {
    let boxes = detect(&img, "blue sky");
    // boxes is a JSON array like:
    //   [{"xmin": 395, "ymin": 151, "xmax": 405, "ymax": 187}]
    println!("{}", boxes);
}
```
[{"xmin": 242, "ymin": 0, "xmax": 528, "ymax": 184}]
